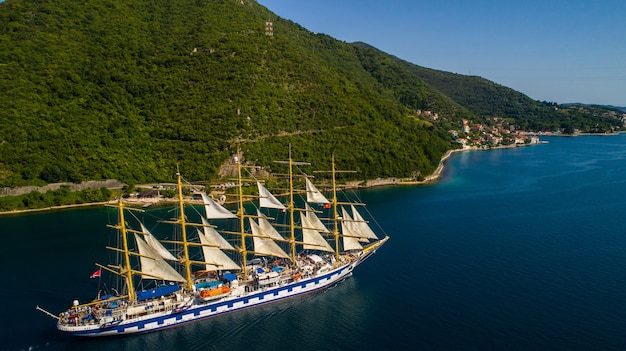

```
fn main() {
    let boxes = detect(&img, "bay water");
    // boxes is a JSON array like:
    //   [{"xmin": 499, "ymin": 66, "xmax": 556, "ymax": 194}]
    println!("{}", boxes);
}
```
[{"xmin": 3, "ymin": 135, "xmax": 626, "ymax": 350}]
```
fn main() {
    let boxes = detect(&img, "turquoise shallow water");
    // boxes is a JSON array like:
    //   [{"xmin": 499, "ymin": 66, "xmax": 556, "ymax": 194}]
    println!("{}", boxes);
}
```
[{"xmin": 3, "ymin": 135, "xmax": 626, "ymax": 350}]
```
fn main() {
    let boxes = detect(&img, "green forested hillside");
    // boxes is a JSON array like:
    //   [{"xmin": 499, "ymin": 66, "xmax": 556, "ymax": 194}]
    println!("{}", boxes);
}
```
[
  {"xmin": 0, "ymin": 0, "xmax": 460, "ymax": 187},
  {"xmin": 0, "ymin": 0, "xmax": 622, "ymax": 189}
]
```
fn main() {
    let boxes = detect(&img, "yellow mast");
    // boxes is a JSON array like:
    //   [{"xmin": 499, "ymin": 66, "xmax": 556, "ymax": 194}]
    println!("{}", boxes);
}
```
[
  {"xmin": 235, "ymin": 155, "xmax": 248, "ymax": 273},
  {"xmin": 314, "ymin": 154, "xmax": 355, "ymax": 260},
  {"xmin": 176, "ymin": 167, "xmax": 194, "ymax": 291},
  {"xmin": 117, "ymin": 200, "xmax": 136, "ymax": 301},
  {"xmin": 287, "ymin": 148, "xmax": 297, "ymax": 264},
  {"xmin": 331, "ymin": 155, "xmax": 340, "ymax": 260}
]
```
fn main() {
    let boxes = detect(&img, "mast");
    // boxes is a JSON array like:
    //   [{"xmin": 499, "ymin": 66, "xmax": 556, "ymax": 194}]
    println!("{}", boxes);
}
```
[
  {"xmin": 235, "ymin": 155, "xmax": 248, "ymax": 273},
  {"xmin": 118, "ymin": 200, "xmax": 136, "ymax": 301},
  {"xmin": 176, "ymin": 166, "xmax": 194, "ymax": 291},
  {"xmin": 331, "ymin": 155, "xmax": 340, "ymax": 260},
  {"xmin": 287, "ymin": 147, "xmax": 297, "ymax": 264},
  {"xmin": 313, "ymin": 154, "xmax": 356, "ymax": 260}
]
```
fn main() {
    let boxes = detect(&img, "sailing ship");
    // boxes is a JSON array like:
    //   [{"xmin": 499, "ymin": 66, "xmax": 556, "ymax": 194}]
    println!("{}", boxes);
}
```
[{"xmin": 40, "ymin": 154, "xmax": 389, "ymax": 337}]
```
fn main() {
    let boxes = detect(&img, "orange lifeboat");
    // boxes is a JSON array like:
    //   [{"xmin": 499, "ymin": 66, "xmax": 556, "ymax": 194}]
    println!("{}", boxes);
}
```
[{"xmin": 199, "ymin": 285, "xmax": 231, "ymax": 299}]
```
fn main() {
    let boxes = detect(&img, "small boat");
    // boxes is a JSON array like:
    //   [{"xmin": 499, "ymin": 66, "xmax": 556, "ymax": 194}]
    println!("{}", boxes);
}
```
[{"xmin": 39, "ymin": 151, "xmax": 389, "ymax": 337}]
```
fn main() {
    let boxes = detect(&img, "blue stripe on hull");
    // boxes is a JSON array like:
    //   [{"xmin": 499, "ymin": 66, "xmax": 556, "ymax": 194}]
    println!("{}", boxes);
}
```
[{"xmin": 68, "ymin": 263, "xmax": 355, "ymax": 337}]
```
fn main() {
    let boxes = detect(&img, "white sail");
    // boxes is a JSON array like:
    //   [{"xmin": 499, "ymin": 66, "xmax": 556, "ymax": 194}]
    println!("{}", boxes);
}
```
[
  {"xmin": 139, "ymin": 223, "xmax": 178, "ymax": 261},
  {"xmin": 340, "ymin": 206, "xmax": 368, "ymax": 242},
  {"xmin": 256, "ymin": 209, "xmax": 286, "ymax": 241},
  {"xmin": 249, "ymin": 219, "xmax": 290, "ymax": 258},
  {"xmin": 201, "ymin": 193, "xmax": 236, "ymax": 219},
  {"xmin": 350, "ymin": 205, "xmax": 379, "ymax": 240},
  {"xmin": 257, "ymin": 182, "xmax": 286, "ymax": 210},
  {"xmin": 340, "ymin": 207, "xmax": 363, "ymax": 251},
  {"xmin": 305, "ymin": 178, "xmax": 330, "ymax": 204},
  {"xmin": 201, "ymin": 217, "xmax": 235, "ymax": 250},
  {"xmin": 134, "ymin": 234, "xmax": 186, "ymax": 282},
  {"xmin": 197, "ymin": 229, "xmax": 241, "ymax": 271},
  {"xmin": 300, "ymin": 213, "xmax": 334, "ymax": 252},
  {"xmin": 304, "ymin": 203, "xmax": 330, "ymax": 233}
]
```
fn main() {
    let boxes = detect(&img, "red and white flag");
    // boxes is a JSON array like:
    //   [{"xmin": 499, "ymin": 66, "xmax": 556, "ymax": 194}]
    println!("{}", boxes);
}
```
[{"xmin": 90, "ymin": 269, "xmax": 101, "ymax": 279}]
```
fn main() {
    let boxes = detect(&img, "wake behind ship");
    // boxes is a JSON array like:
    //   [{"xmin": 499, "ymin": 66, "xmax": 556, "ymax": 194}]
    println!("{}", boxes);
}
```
[{"xmin": 41, "ymin": 153, "xmax": 389, "ymax": 337}]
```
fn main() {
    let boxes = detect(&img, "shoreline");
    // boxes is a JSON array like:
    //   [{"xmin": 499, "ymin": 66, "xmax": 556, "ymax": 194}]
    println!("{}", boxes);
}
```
[
  {"xmin": 0, "ymin": 143, "xmax": 541, "ymax": 217},
  {"xmin": 0, "ymin": 201, "xmax": 111, "ymax": 217},
  {"xmin": 364, "ymin": 142, "xmax": 540, "ymax": 188}
]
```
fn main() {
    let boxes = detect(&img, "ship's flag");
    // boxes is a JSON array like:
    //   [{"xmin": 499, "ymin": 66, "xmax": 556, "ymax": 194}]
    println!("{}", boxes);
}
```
[{"xmin": 90, "ymin": 269, "xmax": 101, "ymax": 279}]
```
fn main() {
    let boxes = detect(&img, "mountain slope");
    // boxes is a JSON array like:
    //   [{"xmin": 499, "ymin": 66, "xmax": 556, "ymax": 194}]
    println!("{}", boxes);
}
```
[
  {"xmin": 0, "ymin": 0, "xmax": 459, "ymax": 186},
  {"xmin": 397, "ymin": 54, "xmax": 623, "ymax": 132},
  {"xmin": 353, "ymin": 42, "xmax": 624, "ymax": 133}
]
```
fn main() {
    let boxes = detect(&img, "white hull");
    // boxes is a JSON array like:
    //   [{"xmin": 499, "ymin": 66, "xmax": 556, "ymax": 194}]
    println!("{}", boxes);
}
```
[{"xmin": 58, "ymin": 259, "xmax": 363, "ymax": 337}]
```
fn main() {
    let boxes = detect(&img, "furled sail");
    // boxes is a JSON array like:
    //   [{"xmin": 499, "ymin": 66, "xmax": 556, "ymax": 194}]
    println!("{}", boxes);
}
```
[
  {"xmin": 201, "ymin": 217, "xmax": 235, "ymax": 250},
  {"xmin": 350, "ymin": 205, "xmax": 379, "ymax": 241},
  {"xmin": 249, "ymin": 219, "xmax": 290, "ymax": 258},
  {"xmin": 300, "ymin": 212, "xmax": 334, "ymax": 252},
  {"xmin": 340, "ymin": 207, "xmax": 363, "ymax": 251},
  {"xmin": 140, "ymin": 223, "xmax": 178, "ymax": 261},
  {"xmin": 201, "ymin": 193, "xmax": 236, "ymax": 219},
  {"xmin": 304, "ymin": 203, "xmax": 330, "ymax": 233},
  {"xmin": 257, "ymin": 182, "xmax": 286, "ymax": 210},
  {"xmin": 196, "ymin": 229, "xmax": 241, "ymax": 271},
  {"xmin": 134, "ymin": 234, "xmax": 186, "ymax": 282},
  {"xmin": 256, "ymin": 209, "xmax": 286, "ymax": 241},
  {"xmin": 305, "ymin": 178, "xmax": 330, "ymax": 204}
]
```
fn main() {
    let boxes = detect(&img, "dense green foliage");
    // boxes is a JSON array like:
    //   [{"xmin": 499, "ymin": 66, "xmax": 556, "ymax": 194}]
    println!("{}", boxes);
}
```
[
  {"xmin": 0, "ymin": 0, "xmax": 622, "ymax": 191},
  {"xmin": 0, "ymin": 0, "xmax": 458, "ymax": 187}
]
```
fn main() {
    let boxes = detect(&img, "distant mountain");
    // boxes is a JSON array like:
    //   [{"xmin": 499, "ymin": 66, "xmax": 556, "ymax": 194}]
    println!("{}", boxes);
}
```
[
  {"xmin": 0, "ymin": 0, "xmax": 622, "ymax": 187},
  {"xmin": 563, "ymin": 103, "xmax": 626, "ymax": 113},
  {"xmin": 353, "ymin": 42, "xmax": 625, "ymax": 132}
]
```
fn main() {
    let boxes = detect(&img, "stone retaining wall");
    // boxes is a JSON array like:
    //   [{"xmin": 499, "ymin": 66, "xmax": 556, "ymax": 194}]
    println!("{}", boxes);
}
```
[{"xmin": 0, "ymin": 179, "xmax": 125, "ymax": 197}]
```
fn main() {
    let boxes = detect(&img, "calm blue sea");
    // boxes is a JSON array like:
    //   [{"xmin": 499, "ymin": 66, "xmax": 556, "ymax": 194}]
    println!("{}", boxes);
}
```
[{"xmin": 3, "ymin": 135, "xmax": 626, "ymax": 351}]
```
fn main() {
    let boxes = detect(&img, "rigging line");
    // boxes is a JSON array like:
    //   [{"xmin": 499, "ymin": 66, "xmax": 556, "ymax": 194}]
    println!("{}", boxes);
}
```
[
  {"xmin": 186, "ymin": 195, "xmax": 206, "ymax": 218},
  {"xmin": 129, "ymin": 208, "xmax": 163, "ymax": 236},
  {"xmin": 142, "ymin": 207, "xmax": 168, "ymax": 222}
]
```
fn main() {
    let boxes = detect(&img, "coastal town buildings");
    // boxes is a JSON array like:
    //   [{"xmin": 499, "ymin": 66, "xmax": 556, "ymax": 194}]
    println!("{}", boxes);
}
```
[{"xmin": 449, "ymin": 117, "xmax": 541, "ymax": 149}]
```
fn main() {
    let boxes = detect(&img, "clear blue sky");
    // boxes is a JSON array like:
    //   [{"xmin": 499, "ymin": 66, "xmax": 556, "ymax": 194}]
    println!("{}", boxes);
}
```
[{"xmin": 257, "ymin": 0, "xmax": 626, "ymax": 106}]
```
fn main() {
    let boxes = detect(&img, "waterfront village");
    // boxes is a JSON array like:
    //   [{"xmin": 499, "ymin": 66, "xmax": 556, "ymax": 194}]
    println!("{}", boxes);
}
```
[
  {"xmin": 415, "ymin": 110, "xmax": 546, "ymax": 149},
  {"xmin": 436, "ymin": 107, "xmax": 626, "ymax": 149},
  {"xmin": 448, "ymin": 117, "xmax": 541, "ymax": 149}
]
